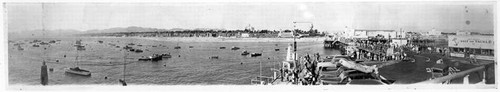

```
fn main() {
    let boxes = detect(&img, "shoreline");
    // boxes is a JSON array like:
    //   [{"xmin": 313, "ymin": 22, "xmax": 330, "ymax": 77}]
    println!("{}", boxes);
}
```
[{"xmin": 92, "ymin": 37, "xmax": 327, "ymax": 43}]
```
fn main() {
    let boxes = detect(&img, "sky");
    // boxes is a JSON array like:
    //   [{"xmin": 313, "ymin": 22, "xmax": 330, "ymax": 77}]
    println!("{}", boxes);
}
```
[{"xmin": 6, "ymin": 2, "xmax": 495, "ymax": 33}]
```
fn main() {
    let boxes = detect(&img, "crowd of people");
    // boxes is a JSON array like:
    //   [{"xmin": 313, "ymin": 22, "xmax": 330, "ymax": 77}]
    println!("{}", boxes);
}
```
[
  {"xmin": 279, "ymin": 53, "xmax": 321, "ymax": 85},
  {"xmin": 342, "ymin": 39, "xmax": 408, "ymax": 62}
]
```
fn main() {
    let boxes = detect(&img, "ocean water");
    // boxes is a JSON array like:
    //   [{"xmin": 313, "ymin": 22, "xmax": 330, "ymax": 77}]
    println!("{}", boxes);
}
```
[{"xmin": 8, "ymin": 37, "xmax": 339, "ymax": 85}]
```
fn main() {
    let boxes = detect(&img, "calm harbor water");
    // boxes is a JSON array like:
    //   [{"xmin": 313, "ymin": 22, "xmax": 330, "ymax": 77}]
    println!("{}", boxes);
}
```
[{"xmin": 8, "ymin": 37, "xmax": 338, "ymax": 85}]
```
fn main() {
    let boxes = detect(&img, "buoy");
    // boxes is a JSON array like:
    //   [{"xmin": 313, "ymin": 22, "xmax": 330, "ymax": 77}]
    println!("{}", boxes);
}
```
[
  {"xmin": 56, "ymin": 60, "xmax": 59, "ymax": 62},
  {"xmin": 64, "ymin": 55, "xmax": 66, "ymax": 58},
  {"xmin": 49, "ymin": 68, "xmax": 54, "ymax": 72},
  {"xmin": 241, "ymin": 62, "xmax": 243, "ymax": 65},
  {"xmin": 163, "ymin": 64, "xmax": 166, "ymax": 67},
  {"xmin": 104, "ymin": 77, "xmax": 108, "ymax": 79}
]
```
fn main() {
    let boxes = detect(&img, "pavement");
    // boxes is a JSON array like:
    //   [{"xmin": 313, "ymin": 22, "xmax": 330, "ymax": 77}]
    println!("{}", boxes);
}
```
[{"xmin": 377, "ymin": 50, "xmax": 492, "ymax": 84}]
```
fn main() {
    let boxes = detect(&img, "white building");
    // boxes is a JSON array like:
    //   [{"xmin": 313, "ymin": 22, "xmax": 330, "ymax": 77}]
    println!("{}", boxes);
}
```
[
  {"xmin": 456, "ymin": 31, "xmax": 471, "ymax": 35},
  {"xmin": 426, "ymin": 28, "xmax": 442, "ymax": 36},
  {"xmin": 448, "ymin": 35, "xmax": 494, "ymax": 61}
]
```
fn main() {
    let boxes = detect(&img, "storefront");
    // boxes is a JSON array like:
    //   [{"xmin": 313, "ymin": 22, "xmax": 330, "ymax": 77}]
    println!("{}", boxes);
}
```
[{"xmin": 448, "ymin": 35, "xmax": 494, "ymax": 61}]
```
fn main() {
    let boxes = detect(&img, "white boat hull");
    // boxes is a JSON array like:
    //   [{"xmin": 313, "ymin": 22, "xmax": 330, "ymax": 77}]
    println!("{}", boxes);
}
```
[{"xmin": 65, "ymin": 68, "xmax": 91, "ymax": 76}]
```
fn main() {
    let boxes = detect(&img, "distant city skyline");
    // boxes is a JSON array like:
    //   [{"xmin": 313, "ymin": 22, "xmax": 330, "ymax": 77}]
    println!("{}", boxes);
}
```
[{"xmin": 6, "ymin": 2, "xmax": 495, "ymax": 33}]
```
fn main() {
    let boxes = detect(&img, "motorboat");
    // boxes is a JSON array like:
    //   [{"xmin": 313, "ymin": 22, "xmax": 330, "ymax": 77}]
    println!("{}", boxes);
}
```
[
  {"xmin": 210, "ymin": 56, "xmax": 219, "ymax": 59},
  {"xmin": 241, "ymin": 51, "xmax": 250, "ymax": 55},
  {"xmin": 138, "ymin": 54, "xmax": 162, "ymax": 61},
  {"xmin": 231, "ymin": 46, "xmax": 240, "ymax": 50},
  {"xmin": 65, "ymin": 67, "xmax": 91, "ymax": 76},
  {"xmin": 135, "ymin": 49, "xmax": 143, "ymax": 53},
  {"xmin": 250, "ymin": 53, "xmax": 262, "ymax": 57}
]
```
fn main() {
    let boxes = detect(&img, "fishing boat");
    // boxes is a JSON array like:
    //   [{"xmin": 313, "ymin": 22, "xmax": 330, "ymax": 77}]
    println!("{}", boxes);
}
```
[
  {"xmin": 241, "ymin": 50, "xmax": 250, "ymax": 55},
  {"xmin": 250, "ymin": 53, "xmax": 262, "ymax": 57},
  {"xmin": 65, "ymin": 67, "xmax": 91, "ymax": 76},
  {"xmin": 231, "ymin": 46, "xmax": 240, "ymax": 50}
]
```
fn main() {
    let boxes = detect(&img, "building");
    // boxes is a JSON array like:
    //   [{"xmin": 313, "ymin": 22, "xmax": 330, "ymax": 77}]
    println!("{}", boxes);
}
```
[
  {"xmin": 339, "ymin": 27, "xmax": 406, "ymax": 39},
  {"xmin": 278, "ymin": 30, "xmax": 294, "ymax": 38},
  {"xmin": 456, "ymin": 31, "xmax": 471, "ymax": 35},
  {"xmin": 426, "ymin": 28, "xmax": 442, "ymax": 36},
  {"xmin": 448, "ymin": 35, "xmax": 494, "ymax": 61}
]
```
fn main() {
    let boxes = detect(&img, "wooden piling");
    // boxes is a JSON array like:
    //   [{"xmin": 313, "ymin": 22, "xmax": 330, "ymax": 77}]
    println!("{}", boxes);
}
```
[{"xmin": 41, "ymin": 61, "xmax": 48, "ymax": 85}]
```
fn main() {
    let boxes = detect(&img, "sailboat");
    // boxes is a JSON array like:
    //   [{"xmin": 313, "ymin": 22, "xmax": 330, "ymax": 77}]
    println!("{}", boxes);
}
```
[{"xmin": 65, "ymin": 40, "xmax": 91, "ymax": 76}]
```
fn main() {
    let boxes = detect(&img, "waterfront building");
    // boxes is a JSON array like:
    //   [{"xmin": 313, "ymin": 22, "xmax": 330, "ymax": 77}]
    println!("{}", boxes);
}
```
[
  {"xmin": 425, "ymin": 28, "xmax": 442, "ymax": 36},
  {"xmin": 448, "ymin": 35, "xmax": 494, "ymax": 61}
]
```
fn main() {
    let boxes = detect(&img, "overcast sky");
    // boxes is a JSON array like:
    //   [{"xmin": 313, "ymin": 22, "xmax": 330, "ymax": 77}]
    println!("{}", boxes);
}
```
[{"xmin": 6, "ymin": 2, "xmax": 495, "ymax": 33}]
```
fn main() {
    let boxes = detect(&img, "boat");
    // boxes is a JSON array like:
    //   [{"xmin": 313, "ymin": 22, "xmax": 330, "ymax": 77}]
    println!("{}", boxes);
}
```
[
  {"xmin": 250, "ymin": 53, "xmax": 262, "ymax": 57},
  {"xmin": 17, "ymin": 45, "xmax": 24, "ymax": 50},
  {"xmin": 76, "ymin": 45, "xmax": 86, "ymax": 51},
  {"xmin": 275, "ymin": 49, "xmax": 279, "ymax": 51},
  {"xmin": 160, "ymin": 53, "xmax": 172, "ymax": 58},
  {"xmin": 98, "ymin": 40, "xmax": 103, "ymax": 43},
  {"xmin": 65, "ymin": 67, "xmax": 91, "ymax": 76},
  {"xmin": 174, "ymin": 46, "xmax": 181, "ymax": 49},
  {"xmin": 128, "ymin": 43, "xmax": 135, "ymax": 45},
  {"xmin": 210, "ymin": 56, "xmax": 219, "ymax": 59},
  {"xmin": 33, "ymin": 44, "xmax": 40, "ymax": 47},
  {"xmin": 66, "ymin": 41, "xmax": 92, "ymax": 76},
  {"xmin": 129, "ymin": 49, "xmax": 136, "ymax": 51},
  {"xmin": 123, "ymin": 46, "xmax": 132, "ymax": 50},
  {"xmin": 231, "ymin": 46, "xmax": 240, "ymax": 50},
  {"xmin": 189, "ymin": 46, "xmax": 194, "ymax": 48},
  {"xmin": 137, "ymin": 45, "xmax": 143, "ymax": 46},
  {"xmin": 135, "ymin": 49, "xmax": 143, "ymax": 53},
  {"xmin": 138, "ymin": 54, "xmax": 162, "ymax": 61},
  {"xmin": 220, "ymin": 47, "xmax": 226, "ymax": 49},
  {"xmin": 241, "ymin": 51, "xmax": 250, "ymax": 55},
  {"xmin": 49, "ymin": 40, "xmax": 57, "ymax": 43}
]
